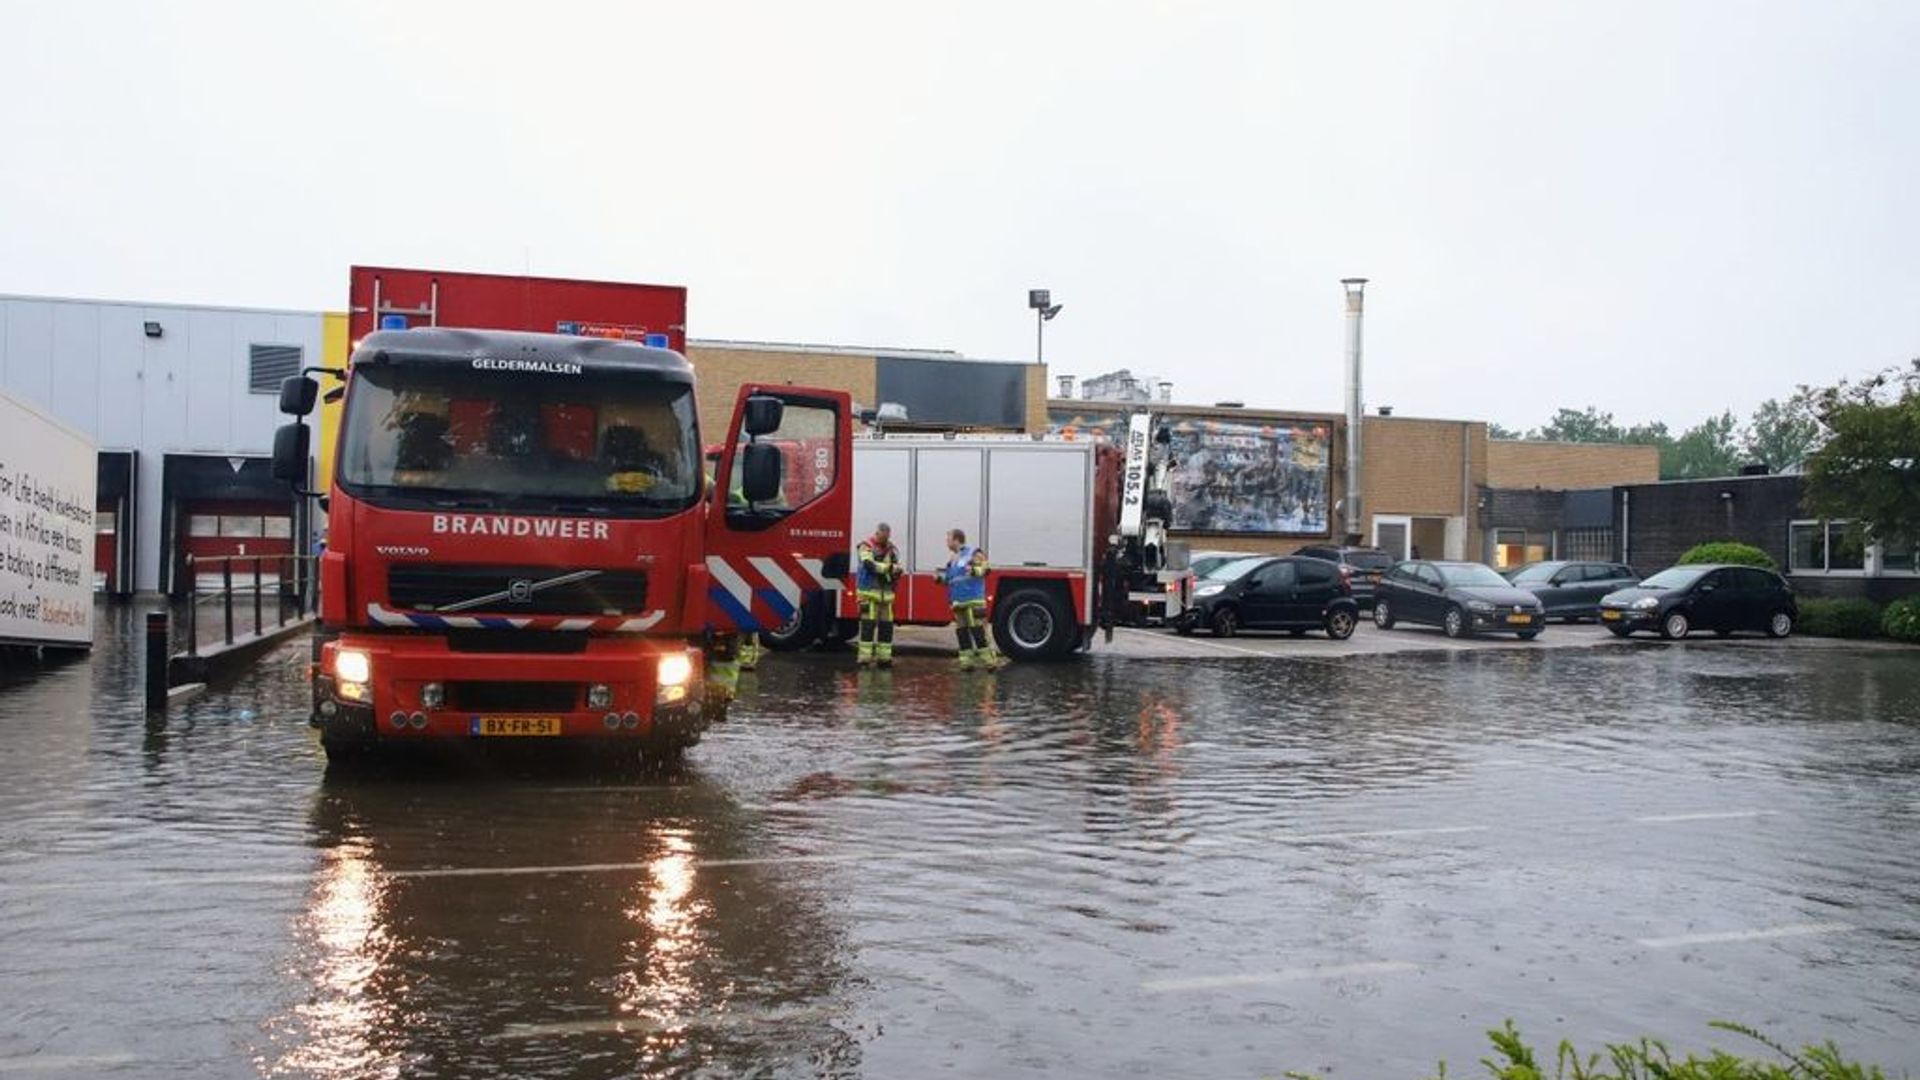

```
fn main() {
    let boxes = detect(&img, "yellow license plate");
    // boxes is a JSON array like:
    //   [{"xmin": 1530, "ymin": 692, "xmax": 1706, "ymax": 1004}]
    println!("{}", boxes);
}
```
[
  {"xmin": 1602, "ymin": 609, "xmax": 1622, "ymax": 621},
  {"xmin": 470, "ymin": 717, "xmax": 563, "ymax": 737},
  {"xmin": 1505, "ymin": 614, "xmax": 1532, "ymax": 624}
]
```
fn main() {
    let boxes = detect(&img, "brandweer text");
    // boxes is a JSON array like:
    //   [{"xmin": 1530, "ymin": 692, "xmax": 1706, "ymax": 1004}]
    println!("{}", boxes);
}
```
[{"xmin": 432, "ymin": 515, "xmax": 610, "ymax": 540}]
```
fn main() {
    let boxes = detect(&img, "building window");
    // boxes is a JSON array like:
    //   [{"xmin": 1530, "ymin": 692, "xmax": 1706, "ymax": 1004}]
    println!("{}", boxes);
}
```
[
  {"xmin": 249, "ymin": 344, "xmax": 304, "ymax": 394},
  {"xmin": 1492, "ymin": 528, "xmax": 1550, "ymax": 569},
  {"xmin": 1790, "ymin": 519, "xmax": 1895, "ymax": 575}
]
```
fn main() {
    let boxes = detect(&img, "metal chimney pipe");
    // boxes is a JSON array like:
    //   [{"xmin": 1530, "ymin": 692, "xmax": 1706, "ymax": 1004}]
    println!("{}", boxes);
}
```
[
  {"xmin": 1340, "ymin": 278, "xmax": 1368, "ymax": 544},
  {"xmin": 1158, "ymin": 381, "xmax": 1173, "ymax": 404}
]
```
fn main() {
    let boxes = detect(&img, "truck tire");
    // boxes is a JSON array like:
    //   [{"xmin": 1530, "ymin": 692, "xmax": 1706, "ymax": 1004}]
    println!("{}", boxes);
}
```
[
  {"xmin": 760, "ymin": 604, "xmax": 817, "ymax": 651},
  {"xmin": 993, "ymin": 586, "xmax": 1075, "ymax": 662}
]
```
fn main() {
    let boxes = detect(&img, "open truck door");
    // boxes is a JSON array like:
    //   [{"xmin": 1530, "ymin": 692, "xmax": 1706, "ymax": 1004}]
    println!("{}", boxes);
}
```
[{"xmin": 702, "ymin": 385, "xmax": 854, "ymax": 636}]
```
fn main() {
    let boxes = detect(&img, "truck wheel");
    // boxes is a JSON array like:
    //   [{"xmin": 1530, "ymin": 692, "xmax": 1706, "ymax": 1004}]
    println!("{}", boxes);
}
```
[
  {"xmin": 761, "ymin": 605, "xmax": 816, "ymax": 651},
  {"xmin": 830, "ymin": 618, "xmax": 859, "ymax": 645},
  {"xmin": 993, "ymin": 587, "xmax": 1074, "ymax": 662},
  {"xmin": 320, "ymin": 738, "xmax": 372, "ymax": 767}
]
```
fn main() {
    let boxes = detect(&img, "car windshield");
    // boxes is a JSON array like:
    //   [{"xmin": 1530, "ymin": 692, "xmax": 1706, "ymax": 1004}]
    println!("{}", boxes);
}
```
[
  {"xmin": 1207, "ymin": 557, "xmax": 1268, "ymax": 582},
  {"xmin": 1508, "ymin": 563, "xmax": 1562, "ymax": 584},
  {"xmin": 1346, "ymin": 551, "xmax": 1392, "ymax": 570},
  {"xmin": 1438, "ymin": 564, "xmax": 1512, "ymax": 588},
  {"xmin": 1639, "ymin": 566, "xmax": 1710, "ymax": 589},
  {"xmin": 337, "ymin": 362, "xmax": 702, "ymax": 515}
]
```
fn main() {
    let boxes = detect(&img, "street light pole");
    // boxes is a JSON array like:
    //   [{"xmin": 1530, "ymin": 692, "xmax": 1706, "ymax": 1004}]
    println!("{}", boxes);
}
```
[{"xmin": 1028, "ymin": 288, "xmax": 1062, "ymax": 365}]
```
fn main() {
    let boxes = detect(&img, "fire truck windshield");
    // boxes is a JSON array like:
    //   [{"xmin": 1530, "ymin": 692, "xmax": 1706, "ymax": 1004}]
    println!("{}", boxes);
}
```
[{"xmin": 336, "ymin": 364, "xmax": 701, "ymax": 515}]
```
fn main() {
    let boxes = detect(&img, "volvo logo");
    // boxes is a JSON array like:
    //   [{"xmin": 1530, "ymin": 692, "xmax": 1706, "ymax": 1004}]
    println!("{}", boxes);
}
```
[{"xmin": 507, "ymin": 579, "xmax": 535, "ymax": 604}]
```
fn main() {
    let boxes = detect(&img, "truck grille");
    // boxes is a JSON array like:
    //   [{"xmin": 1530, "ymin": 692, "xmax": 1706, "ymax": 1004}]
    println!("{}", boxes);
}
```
[
  {"xmin": 447, "ymin": 681, "xmax": 578, "ymax": 713},
  {"xmin": 387, "ymin": 565, "xmax": 648, "ymax": 616}
]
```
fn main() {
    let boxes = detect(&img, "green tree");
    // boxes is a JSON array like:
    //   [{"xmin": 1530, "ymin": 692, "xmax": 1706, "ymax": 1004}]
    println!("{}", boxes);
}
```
[
  {"xmin": 1804, "ymin": 360, "xmax": 1920, "ymax": 548},
  {"xmin": 1530, "ymin": 407, "xmax": 1623, "ymax": 443},
  {"xmin": 1744, "ymin": 390, "xmax": 1824, "ymax": 472},
  {"xmin": 1662, "ymin": 411, "xmax": 1743, "ymax": 479},
  {"xmin": 1487, "ymin": 422, "xmax": 1523, "ymax": 440}
]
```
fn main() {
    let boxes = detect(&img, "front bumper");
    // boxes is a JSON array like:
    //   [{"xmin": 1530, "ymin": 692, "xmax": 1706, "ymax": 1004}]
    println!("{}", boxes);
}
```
[
  {"xmin": 312, "ymin": 634, "xmax": 705, "ymax": 745},
  {"xmin": 1599, "ymin": 607, "xmax": 1658, "ymax": 629},
  {"xmin": 1467, "ymin": 608, "xmax": 1545, "ymax": 632}
]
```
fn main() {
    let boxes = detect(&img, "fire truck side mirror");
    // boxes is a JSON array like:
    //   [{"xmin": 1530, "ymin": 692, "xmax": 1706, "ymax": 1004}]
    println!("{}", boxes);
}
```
[
  {"xmin": 742, "ymin": 394, "xmax": 784, "ymax": 439},
  {"xmin": 271, "ymin": 422, "xmax": 310, "ymax": 485},
  {"xmin": 740, "ymin": 442, "xmax": 783, "ymax": 503},
  {"xmin": 279, "ymin": 375, "xmax": 319, "ymax": 417}
]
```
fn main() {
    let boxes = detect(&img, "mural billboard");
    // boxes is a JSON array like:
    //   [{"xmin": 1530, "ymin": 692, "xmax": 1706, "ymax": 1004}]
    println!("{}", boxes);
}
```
[{"xmin": 1048, "ymin": 407, "xmax": 1332, "ymax": 536}]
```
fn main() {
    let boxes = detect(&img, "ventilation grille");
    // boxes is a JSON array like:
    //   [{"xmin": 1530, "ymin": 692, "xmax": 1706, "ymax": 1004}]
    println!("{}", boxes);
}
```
[{"xmin": 248, "ymin": 344, "xmax": 303, "ymax": 394}]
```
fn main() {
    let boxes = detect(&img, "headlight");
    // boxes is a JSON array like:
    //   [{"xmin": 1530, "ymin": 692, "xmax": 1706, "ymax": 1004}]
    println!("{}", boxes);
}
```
[
  {"xmin": 1466, "ymin": 600, "xmax": 1495, "ymax": 613},
  {"xmin": 334, "ymin": 649, "xmax": 371, "ymax": 685},
  {"xmin": 1633, "ymin": 597, "xmax": 1660, "ymax": 610},
  {"xmin": 1194, "ymin": 583, "xmax": 1225, "ymax": 597},
  {"xmin": 656, "ymin": 652, "xmax": 694, "ymax": 688}
]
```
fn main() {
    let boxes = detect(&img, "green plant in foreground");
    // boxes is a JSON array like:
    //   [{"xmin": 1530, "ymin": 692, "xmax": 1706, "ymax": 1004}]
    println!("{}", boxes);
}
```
[
  {"xmin": 1676, "ymin": 541, "xmax": 1778, "ymax": 571},
  {"xmin": 1883, "ymin": 597, "xmax": 1920, "ymax": 643},
  {"xmin": 1284, "ymin": 1021, "xmax": 1888, "ymax": 1080},
  {"xmin": 1797, "ymin": 598, "xmax": 1885, "ymax": 639}
]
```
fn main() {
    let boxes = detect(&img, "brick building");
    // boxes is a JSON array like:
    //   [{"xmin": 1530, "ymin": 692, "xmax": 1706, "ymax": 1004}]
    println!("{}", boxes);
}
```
[
  {"xmin": 1614, "ymin": 474, "xmax": 1920, "ymax": 602},
  {"xmin": 1478, "ymin": 439, "xmax": 1663, "ymax": 567}
]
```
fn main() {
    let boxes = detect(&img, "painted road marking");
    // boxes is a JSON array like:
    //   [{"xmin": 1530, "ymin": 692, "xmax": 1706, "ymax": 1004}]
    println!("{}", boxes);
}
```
[
  {"xmin": 1142, "ymin": 961, "xmax": 1418, "ymax": 993},
  {"xmin": 1633, "ymin": 810, "xmax": 1776, "ymax": 824},
  {"xmin": 1112, "ymin": 628, "xmax": 1272, "ymax": 657},
  {"xmin": 0, "ymin": 1054, "xmax": 138, "ymax": 1073},
  {"xmin": 0, "ymin": 848, "xmax": 1044, "ymax": 893},
  {"xmin": 1637, "ymin": 922, "xmax": 1855, "ymax": 949}
]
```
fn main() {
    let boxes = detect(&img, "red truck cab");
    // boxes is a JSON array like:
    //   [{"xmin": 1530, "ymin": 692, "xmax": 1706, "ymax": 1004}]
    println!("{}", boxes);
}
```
[{"xmin": 276, "ymin": 327, "xmax": 851, "ymax": 764}]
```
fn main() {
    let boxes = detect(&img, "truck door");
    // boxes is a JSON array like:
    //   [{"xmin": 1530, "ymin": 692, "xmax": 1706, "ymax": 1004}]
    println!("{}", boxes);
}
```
[{"xmin": 703, "ymin": 386, "xmax": 854, "ymax": 633}]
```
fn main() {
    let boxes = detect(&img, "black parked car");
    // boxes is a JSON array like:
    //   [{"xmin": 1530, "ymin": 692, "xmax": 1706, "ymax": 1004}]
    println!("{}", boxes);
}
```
[
  {"xmin": 1179, "ymin": 556, "xmax": 1360, "ymax": 639},
  {"xmin": 1502, "ymin": 560, "xmax": 1641, "ymax": 621},
  {"xmin": 1372, "ymin": 560, "xmax": 1546, "ymax": 639},
  {"xmin": 1597, "ymin": 564, "xmax": 1797, "ymax": 640},
  {"xmin": 1294, "ymin": 544, "xmax": 1394, "ymax": 609}
]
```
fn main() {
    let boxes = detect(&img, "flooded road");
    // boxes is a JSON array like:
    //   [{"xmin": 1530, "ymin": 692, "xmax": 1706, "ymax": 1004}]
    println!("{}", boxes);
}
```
[{"xmin": 3, "ymin": 607, "xmax": 1919, "ymax": 1077}]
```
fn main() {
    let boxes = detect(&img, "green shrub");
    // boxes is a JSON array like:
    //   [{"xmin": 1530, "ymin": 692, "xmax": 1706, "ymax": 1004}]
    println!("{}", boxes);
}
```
[
  {"xmin": 1288, "ymin": 1020, "xmax": 1887, "ymax": 1080},
  {"xmin": 1884, "ymin": 596, "xmax": 1920, "ymax": 643},
  {"xmin": 1797, "ymin": 598, "xmax": 1884, "ymax": 638},
  {"xmin": 1676, "ymin": 541, "xmax": 1777, "ymax": 570}
]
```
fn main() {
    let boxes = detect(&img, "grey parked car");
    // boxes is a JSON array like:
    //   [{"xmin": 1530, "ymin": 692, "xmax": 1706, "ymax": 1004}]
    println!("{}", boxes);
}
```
[{"xmin": 1502, "ymin": 560, "xmax": 1641, "ymax": 621}]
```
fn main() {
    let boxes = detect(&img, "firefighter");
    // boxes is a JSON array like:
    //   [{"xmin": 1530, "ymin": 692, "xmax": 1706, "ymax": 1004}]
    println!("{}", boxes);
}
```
[
  {"xmin": 855, "ymin": 522, "xmax": 900, "ymax": 668},
  {"xmin": 943, "ymin": 528, "xmax": 1004, "ymax": 671}
]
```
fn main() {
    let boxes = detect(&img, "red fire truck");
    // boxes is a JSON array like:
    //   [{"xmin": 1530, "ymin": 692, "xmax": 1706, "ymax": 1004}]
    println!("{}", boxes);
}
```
[
  {"xmin": 275, "ymin": 323, "xmax": 852, "ymax": 765},
  {"xmin": 764, "ymin": 415, "xmax": 1191, "ymax": 662}
]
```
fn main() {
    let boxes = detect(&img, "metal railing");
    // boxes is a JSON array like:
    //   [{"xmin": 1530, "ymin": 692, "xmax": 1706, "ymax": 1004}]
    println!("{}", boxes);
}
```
[{"xmin": 183, "ymin": 553, "xmax": 318, "ymax": 656}]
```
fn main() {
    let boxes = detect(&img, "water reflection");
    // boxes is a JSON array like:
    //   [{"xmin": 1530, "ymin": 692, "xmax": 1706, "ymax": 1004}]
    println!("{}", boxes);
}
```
[{"xmin": 262, "ymin": 772, "xmax": 860, "ymax": 1078}]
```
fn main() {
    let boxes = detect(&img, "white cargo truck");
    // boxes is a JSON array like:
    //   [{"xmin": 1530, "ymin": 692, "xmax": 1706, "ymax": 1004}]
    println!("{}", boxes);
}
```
[{"xmin": 0, "ymin": 388, "xmax": 96, "ymax": 650}]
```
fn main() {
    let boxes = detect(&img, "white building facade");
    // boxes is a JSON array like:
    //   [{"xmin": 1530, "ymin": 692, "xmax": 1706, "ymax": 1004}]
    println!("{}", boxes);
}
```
[{"xmin": 0, "ymin": 295, "xmax": 324, "ymax": 594}]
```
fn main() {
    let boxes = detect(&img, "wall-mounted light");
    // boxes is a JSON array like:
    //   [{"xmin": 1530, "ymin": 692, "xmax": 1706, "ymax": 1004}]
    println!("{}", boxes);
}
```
[
  {"xmin": 1719, "ymin": 491, "xmax": 1734, "ymax": 502},
  {"xmin": 143, "ymin": 321, "xmax": 163, "ymax": 339}
]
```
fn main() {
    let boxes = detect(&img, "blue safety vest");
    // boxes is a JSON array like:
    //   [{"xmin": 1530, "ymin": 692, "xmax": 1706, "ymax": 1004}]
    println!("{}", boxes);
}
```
[
  {"xmin": 857, "ymin": 539, "xmax": 899, "ymax": 591},
  {"xmin": 944, "ymin": 545, "xmax": 987, "ymax": 604}
]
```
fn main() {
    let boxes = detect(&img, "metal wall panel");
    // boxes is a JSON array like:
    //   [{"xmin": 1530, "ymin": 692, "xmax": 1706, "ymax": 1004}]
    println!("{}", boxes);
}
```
[
  {"xmin": 2, "ymin": 300, "xmax": 55, "ymax": 413},
  {"xmin": 910, "ymin": 449, "xmax": 984, "ymax": 572},
  {"xmin": 986, "ymin": 448, "xmax": 1088, "ymax": 569},
  {"xmin": 850, "ymin": 444, "xmax": 915, "ymax": 568},
  {"xmin": 875, "ymin": 357, "xmax": 1026, "ymax": 428},
  {"xmin": 50, "ymin": 303, "xmax": 101, "ymax": 435},
  {"xmin": 186, "ymin": 309, "xmax": 237, "ymax": 452}
]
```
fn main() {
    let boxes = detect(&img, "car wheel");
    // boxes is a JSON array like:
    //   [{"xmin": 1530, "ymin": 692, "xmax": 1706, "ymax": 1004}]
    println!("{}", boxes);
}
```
[
  {"xmin": 1661, "ymin": 610, "xmax": 1691, "ymax": 640},
  {"xmin": 1372, "ymin": 599, "xmax": 1396, "ymax": 630},
  {"xmin": 1210, "ymin": 606, "xmax": 1240, "ymax": 638},
  {"xmin": 1767, "ymin": 611, "xmax": 1794, "ymax": 639},
  {"xmin": 1442, "ymin": 605, "xmax": 1470, "ymax": 639},
  {"xmin": 1516, "ymin": 630, "xmax": 1540, "ymax": 641},
  {"xmin": 1606, "ymin": 624, "xmax": 1632, "ymax": 638},
  {"xmin": 1324, "ymin": 608, "xmax": 1357, "ymax": 640}
]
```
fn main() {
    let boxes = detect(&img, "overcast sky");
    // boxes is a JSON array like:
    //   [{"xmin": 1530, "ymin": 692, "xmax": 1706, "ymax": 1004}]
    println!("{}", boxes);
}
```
[{"xmin": 3, "ymin": 2, "xmax": 1915, "ymax": 430}]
